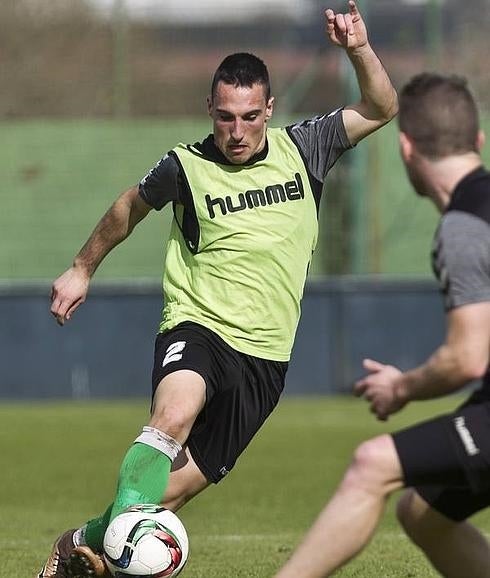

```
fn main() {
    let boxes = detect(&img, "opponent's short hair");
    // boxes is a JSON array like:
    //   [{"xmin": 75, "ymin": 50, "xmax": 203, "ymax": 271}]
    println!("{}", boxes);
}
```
[
  {"xmin": 399, "ymin": 73, "xmax": 479, "ymax": 158},
  {"xmin": 211, "ymin": 53, "xmax": 271, "ymax": 101}
]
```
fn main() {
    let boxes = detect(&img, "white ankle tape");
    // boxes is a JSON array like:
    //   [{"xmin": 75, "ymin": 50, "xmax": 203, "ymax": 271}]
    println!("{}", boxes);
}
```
[{"xmin": 134, "ymin": 426, "xmax": 182, "ymax": 461}]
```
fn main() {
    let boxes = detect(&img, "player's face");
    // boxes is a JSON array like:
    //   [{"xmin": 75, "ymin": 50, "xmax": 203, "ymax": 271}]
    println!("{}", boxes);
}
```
[{"xmin": 208, "ymin": 81, "xmax": 274, "ymax": 164}]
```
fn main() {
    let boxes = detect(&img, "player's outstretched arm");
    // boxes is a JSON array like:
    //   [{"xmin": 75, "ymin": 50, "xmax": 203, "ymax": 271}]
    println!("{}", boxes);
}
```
[
  {"xmin": 50, "ymin": 186, "xmax": 152, "ymax": 325},
  {"xmin": 355, "ymin": 302, "xmax": 490, "ymax": 420},
  {"xmin": 325, "ymin": 1, "xmax": 398, "ymax": 145}
]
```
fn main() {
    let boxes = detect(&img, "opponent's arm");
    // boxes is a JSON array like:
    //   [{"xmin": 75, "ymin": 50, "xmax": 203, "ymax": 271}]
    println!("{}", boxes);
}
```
[
  {"xmin": 395, "ymin": 302, "xmax": 490, "ymax": 399},
  {"xmin": 355, "ymin": 302, "xmax": 490, "ymax": 420},
  {"xmin": 51, "ymin": 185, "xmax": 152, "ymax": 325},
  {"xmin": 326, "ymin": 1, "xmax": 398, "ymax": 145}
]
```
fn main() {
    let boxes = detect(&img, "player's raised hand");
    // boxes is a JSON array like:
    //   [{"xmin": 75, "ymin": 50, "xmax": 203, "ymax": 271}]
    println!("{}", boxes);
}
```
[
  {"xmin": 50, "ymin": 265, "xmax": 90, "ymax": 325},
  {"xmin": 354, "ymin": 358, "xmax": 406, "ymax": 421},
  {"xmin": 325, "ymin": 1, "xmax": 368, "ymax": 51}
]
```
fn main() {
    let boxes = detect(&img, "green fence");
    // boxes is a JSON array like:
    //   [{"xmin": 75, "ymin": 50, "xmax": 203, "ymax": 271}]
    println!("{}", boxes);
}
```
[{"xmin": 4, "ymin": 116, "xmax": 490, "ymax": 280}]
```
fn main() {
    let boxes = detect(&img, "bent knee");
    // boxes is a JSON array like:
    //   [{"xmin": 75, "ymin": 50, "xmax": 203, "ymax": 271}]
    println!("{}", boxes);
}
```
[
  {"xmin": 352, "ymin": 434, "xmax": 398, "ymax": 474},
  {"xmin": 343, "ymin": 435, "xmax": 403, "ymax": 492},
  {"xmin": 150, "ymin": 371, "xmax": 206, "ymax": 441},
  {"xmin": 150, "ymin": 406, "xmax": 193, "ymax": 442}
]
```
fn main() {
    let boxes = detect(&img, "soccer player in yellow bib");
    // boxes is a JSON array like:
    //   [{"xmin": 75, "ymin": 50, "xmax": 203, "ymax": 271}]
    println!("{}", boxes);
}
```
[{"xmin": 38, "ymin": 2, "xmax": 397, "ymax": 576}]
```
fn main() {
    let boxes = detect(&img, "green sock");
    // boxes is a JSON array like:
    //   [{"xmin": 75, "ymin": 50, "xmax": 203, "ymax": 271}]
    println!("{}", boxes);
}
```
[
  {"xmin": 84, "ymin": 503, "xmax": 113, "ymax": 551},
  {"xmin": 110, "ymin": 442, "xmax": 172, "ymax": 521},
  {"xmin": 83, "ymin": 443, "xmax": 172, "ymax": 551}
]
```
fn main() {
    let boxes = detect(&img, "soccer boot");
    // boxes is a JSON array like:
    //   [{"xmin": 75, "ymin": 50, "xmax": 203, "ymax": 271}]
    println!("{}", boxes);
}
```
[
  {"xmin": 36, "ymin": 529, "xmax": 77, "ymax": 578},
  {"xmin": 36, "ymin": 530, "xmax": 109, "ymax": 578},
  {"xmin": 65, "ymin": 546, "xmax": 110, "ymax": 577}
]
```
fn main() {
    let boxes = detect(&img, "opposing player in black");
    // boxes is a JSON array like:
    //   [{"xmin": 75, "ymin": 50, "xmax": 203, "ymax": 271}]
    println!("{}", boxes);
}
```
[
  {"xmin": 275, "ymin": 74, "xmax": 490, "ymax": 578},
  {"xmin": 38, "ymin": 3, "xmax": 397, "ymax": 577}
]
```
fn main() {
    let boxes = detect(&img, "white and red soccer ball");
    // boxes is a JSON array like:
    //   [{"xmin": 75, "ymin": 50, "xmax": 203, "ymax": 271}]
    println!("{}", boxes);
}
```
[{"xmin": 103, "ymin": 504, "xmax": 189, "ymax": 577}]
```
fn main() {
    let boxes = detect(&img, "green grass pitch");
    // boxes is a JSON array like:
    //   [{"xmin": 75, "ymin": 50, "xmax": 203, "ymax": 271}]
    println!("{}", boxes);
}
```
[{"xmin": 3, "ymin": 395, "xmax": 489, "ymax": 577}]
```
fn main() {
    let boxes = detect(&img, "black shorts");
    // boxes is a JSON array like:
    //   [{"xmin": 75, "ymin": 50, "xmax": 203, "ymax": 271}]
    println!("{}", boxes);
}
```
[
  {"xmin": 393, "ymin": 391, "xmax": 490, "ymax": 521},
  {"xmin": 151, "ymin": 321, "xmax": 288, "ymax": 484}
]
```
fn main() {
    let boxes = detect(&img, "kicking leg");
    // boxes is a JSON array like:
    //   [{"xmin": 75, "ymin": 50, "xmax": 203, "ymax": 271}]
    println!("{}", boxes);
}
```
[
  {"xmin": 109, "ymin": 369, "xmax": 206, "ymax": 519},
  {"xmin": 36, "ymin": 370, "xmax": 207, "ymax": 577},
  {"xmin": 89, "ymin": 369, "xmax": 206, "ymax": 545},
  {"xmin": 59, "ymin": 448, "xmax": 210, "ymax": 578}
]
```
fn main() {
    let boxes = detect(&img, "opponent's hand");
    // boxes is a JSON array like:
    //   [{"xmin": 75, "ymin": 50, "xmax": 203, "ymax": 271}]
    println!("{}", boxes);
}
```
[
  {"xmin": 325, "ymin": 1, "xmax": 368, "ymax": 51},
  {"xmin": 50, "ymin": 266, "xmax": 90, "ymax": 325},
  {"xmin": 354, "ymin": 358, "xmax": 406, "ymax": 421}
]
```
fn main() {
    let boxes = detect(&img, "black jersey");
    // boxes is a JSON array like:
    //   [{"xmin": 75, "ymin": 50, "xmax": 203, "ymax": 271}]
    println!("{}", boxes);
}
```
[
  {"xmin": 431, "ymin": 166, "xmax": 490, "ymax": 390},
  {"xmin": 431, "ymin": 167, "xmax": 490, "ymax": 310}
]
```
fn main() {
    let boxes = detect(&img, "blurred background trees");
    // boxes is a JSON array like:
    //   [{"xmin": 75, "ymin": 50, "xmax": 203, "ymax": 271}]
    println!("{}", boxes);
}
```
[
  {"xmin": 3, "ymin": 0, "xmax": 490, "ymax": 119},
  {"xmin": 2, "ymin": 0, "xmax": 490, "ymax": 278}
]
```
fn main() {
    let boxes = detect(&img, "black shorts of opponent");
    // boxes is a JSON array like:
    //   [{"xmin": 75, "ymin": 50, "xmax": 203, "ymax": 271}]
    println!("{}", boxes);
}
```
[
  {"xmin": 151, "ymin": 321, "xmax": 288, "ymax": 484},
  {"xmin": 393, "ymin": 387, "xmax": 490, "ymax": 521}
]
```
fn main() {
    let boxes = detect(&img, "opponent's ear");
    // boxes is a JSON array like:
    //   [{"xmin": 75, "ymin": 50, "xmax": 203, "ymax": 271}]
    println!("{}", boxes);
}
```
[
  {"xmin": 206, "ymin": 95, "xmax": 213, "ymax": 117},
  {"xmin": 399, "ymin": 131, "xmax": 414, "ymax": 162},
  {"xmin": 476, "ymin": 129, "xmax": 485, "ymax": 152}
]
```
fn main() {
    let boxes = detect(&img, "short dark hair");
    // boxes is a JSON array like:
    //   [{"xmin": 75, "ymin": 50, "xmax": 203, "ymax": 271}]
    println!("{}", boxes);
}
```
[
  {"xmin": 211, "ymin": 52, "xmax": 271, "ymax": 101},
  {"xmin": 399, "ymin": 73, "xmax": 479, "ymax": 158}
]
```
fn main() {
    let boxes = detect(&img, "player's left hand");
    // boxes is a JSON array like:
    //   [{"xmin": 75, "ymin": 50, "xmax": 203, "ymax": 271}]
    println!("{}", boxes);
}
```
[
  {"xmin": 354, "ymin": 358, "xmax": 406, "ymax": 421},
  {"xmin": 325, "ymin": 1, "xmax": 368, "ymax": 51}
]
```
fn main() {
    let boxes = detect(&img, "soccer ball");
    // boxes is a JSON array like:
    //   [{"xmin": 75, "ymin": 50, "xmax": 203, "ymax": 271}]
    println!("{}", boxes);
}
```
[{"xmin": 103, "ymin": 504, "xmax": 189, "ymax": 577}]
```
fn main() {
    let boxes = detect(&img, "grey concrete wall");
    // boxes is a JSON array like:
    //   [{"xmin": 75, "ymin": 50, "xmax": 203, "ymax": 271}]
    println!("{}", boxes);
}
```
[{"xmin": 0, "ymin": 278, "xmax": 444, "ymax": 399}]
